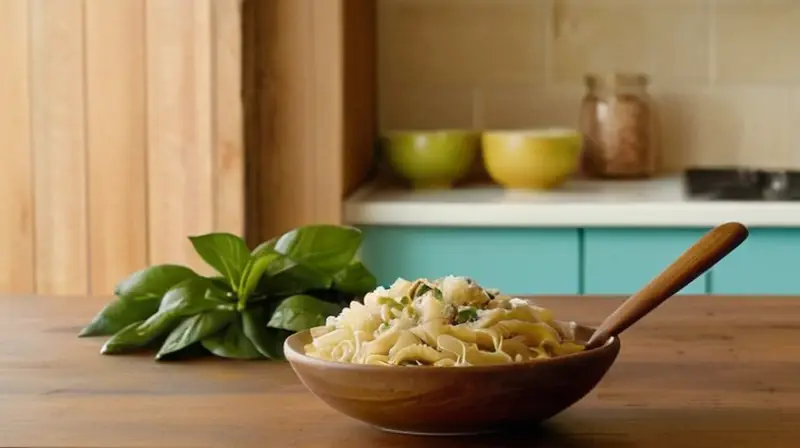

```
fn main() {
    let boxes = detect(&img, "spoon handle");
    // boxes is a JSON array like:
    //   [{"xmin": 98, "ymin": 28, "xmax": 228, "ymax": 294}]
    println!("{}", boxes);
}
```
[{"xmin": 585, "ymin": 222, "xmax": 749, "ymax": 350}]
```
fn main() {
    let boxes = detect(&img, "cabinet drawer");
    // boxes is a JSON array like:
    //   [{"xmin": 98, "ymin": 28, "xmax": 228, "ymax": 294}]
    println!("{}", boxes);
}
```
[
  {"xmin": 583, "ymin": 229, "xmax": 710, "ymax": 295},
  {"xmin": 712, "ymin": 229, "xmax": 800, "ymax": 295},
  {"xmin": 359, "ymin": 226, "xmax": 580, "ymax": 295}
]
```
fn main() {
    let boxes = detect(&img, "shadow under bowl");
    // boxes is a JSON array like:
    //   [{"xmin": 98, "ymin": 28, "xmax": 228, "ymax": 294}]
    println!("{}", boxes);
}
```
[{"xmin": 284, "ymin": 323, "xmax": 621, "ymax": 436}]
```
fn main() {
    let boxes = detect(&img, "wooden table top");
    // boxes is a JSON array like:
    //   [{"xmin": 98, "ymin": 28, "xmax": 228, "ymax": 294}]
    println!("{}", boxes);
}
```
[{"xmin": 2, "ymin": 295, "xmax": 800, "ymax": 447}]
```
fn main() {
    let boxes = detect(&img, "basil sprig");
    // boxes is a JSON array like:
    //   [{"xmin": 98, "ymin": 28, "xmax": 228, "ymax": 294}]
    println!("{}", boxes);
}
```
[{"xmin": 79, "ymin": 224, "xmax": 377, "ymax": 361}]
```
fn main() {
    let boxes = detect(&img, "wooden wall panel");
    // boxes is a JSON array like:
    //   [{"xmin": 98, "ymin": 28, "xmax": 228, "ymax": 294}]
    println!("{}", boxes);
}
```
[
  {"xmin": 0, "ymin": 0, "xmax": 375, "ymax": 296},
  {"xmin": 0, "ymin": 0, "xmax": 34, "ymax": 293},
  {"xmin": 242, "ymin": 0, "xmax": 263, "ymax": 245},
  {"xmin": 212, "ymin": 0, "xmax": 245, "ymax": 237},
  {"xmin": 256, "ymin": 0, "xmax": 323, "ymax": 239},
  {"xmin": 247, "ymin": 0, "xmax": 376, "ymax": 241},
  {"xmin": 85, "ymin": 0, "xmax": 149, "ymax": 295},
  {"xmin": 30, "ymin": 0, "xmax": 89, "ymax": 295},
  {"xmin": 145, "ymin": 0, "xmax": 215, "ymax": 273},
  {"xmin": 342, "ymin": 0, "xmax": 377, "ymax": 196},
  {"xmin": 310, "ymin": 0, "xmax": 345, "ymax": 219}
]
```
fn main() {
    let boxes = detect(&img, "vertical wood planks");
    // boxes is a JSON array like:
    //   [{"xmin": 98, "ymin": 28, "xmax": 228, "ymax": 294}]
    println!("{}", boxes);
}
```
[
  {"xmin": 0, "ymin": 0, "xmax": 35, "ymax": 293},
  {"xmin": 342, "ymin": 0, "xmax": 377, "ymax": 197},
  {"xmin": 249, "ymin": 0, "xmax": 377, "ymax": 240},
  {"xmin": 258, "ymin": 0, "xmax": 319, "ymax": 238},
  {"xmin": 212, "ymin": 0, "xmax": 245, "ymax": 237},
  {"xmin": 85, "ymin": 0, "xmax": 148, "ymax": 295},
  {"xmin": 242, "ymin": 0, "xmax": 264, "ymax": 244},
  {"xmin": 146, "ymin": 0, "xmax": 215, "ymax": 272},
  {"xmin": 30, "ymin": 0, "xmax": 89, "ymax": 295},
  {"xmin": 311, "ymin": 0, "xmax": 345, "ymax": 214}
]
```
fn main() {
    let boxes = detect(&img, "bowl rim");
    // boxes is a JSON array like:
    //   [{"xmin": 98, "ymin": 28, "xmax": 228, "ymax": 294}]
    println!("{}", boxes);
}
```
[
  {"xmin": 482, "ymin": 128, "xmax": 581, "ymax": 139},
  {"xmin": 381, "ymin": 129, "xmax": 481, "ymax": 138},
  {"xmin": 283, "ymin": 323, "xmax": 621, "ymax": 374}
]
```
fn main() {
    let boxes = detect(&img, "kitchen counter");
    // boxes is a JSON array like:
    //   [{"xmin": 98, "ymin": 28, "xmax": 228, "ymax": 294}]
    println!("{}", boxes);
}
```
[
  {"xmin": 3, "ymin": 295, "xmax": 800, "ymax": 447},
  {"xmin": 345, "ymin": 176, "xmax": 800, "ymax": 227}
]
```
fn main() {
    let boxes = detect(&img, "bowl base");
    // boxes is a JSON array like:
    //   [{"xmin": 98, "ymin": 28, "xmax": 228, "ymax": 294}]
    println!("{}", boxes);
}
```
[
  {"xmin": 411, "ymin": 180, "xmax": 453, "ymax": 190},
  {"xmin": 372, "ymin": 425, "xmax": 501, "ymax": 437}
]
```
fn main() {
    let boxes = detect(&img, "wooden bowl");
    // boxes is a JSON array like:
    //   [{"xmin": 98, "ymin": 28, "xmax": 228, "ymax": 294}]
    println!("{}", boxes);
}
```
[{"xmin": 284, "ymin": 323, "xmax": 621, "ymax": 435}]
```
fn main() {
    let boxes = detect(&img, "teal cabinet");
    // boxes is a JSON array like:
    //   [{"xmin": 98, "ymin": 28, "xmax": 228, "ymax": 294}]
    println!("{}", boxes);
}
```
[
  {"xmin": 357, "ymin": 225, "xmax": 798, "ymax": 296},
  {"xmin": 711, "ymin": 229, "xmax": 800, "ymax": 295},
  {"xmin": 583, "ymin": 228, "xmax": 711, "ymax": 295},
  {"xmin": 359, "ymin": 226, "xmax": 581, "ymax": 295}
]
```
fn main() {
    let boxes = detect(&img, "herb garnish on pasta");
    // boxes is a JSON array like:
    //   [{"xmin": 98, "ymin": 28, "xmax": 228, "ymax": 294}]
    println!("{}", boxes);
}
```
[{"xmin": 304, "ymin": 276, "xmax": 585, "ymax": 367}]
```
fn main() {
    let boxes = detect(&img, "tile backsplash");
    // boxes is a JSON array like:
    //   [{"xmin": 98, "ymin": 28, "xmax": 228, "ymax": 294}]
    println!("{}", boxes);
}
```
[{"xmin": 377, "ymin": 0, "xmax": 800, "ymax": 172}]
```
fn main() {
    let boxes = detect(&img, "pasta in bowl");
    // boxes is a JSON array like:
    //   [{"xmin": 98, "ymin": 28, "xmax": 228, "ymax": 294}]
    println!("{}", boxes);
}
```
[
  {"xmin": 284, "ymin": 276, "xmax": 621, "ymax": 436},
  {"xmin": 304, "ymin": 276, "xmax": 585, "ymax": 367}
]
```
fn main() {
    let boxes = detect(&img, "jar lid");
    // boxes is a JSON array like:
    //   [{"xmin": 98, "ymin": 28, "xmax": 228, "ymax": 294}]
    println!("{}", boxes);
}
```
[{"xmin": 585, "ymin": 73, "xmax": 649, "ymax": 87}]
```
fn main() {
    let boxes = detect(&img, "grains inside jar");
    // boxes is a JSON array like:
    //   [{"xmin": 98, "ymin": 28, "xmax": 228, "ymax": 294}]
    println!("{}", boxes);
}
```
[{"xmin": 579, "ymin": 73, "xmax": 656, "ymax": 179}]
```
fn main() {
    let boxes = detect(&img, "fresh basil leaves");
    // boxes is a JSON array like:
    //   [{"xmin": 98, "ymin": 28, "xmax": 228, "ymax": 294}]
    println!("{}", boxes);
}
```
[
  {"xmin": 189, "ymin": 233, "xmax": 251, "ymax": 294},
  {"xmin": 80, "ymin": 265, "xmax": 199, "ymax": 337},
  {"xmin": 79, "ymin": 225, "xmax": 377, "ymax": 362},
  {"xmin": 267, "ymin": 295, "xmax": 342, "ymax": 332},
  {"xmin": 156, "ymin": 309, "xmax": 236, "ymax": 360},
  {"xmin": 201, "ymin": 314, "xmax": 264, "ymax": 360}
]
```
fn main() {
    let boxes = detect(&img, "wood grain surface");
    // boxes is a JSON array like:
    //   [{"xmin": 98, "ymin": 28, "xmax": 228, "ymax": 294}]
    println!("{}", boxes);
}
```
[
  {"xmin": 0, "ymin": 2, "xmax": 248, "ymax": 295},
  {"xmin": 244, "ymin": 0, "xmax": 376, "ymax": 242},
  {"xmin": 30, "ymin": 0, "xmax": 89, "ymax": 295},
  {"xmin": 2, "ymin": 295, "xmax": 799, "ymax": 447},
  {"xmin": 85, "ymin": 0, "xmax": 149, "ymax": 295}
]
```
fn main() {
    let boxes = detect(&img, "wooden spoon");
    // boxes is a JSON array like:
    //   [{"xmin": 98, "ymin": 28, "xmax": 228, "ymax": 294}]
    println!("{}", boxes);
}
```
[{"xmin": 585, "ymin": 221, "xmax": 749, "ymax": 350}]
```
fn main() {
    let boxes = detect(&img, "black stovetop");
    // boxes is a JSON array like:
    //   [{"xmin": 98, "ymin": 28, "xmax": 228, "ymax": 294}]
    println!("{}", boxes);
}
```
[{"xmin": 683, "ymin": 168, "xmax": 800, "ymax": 201}]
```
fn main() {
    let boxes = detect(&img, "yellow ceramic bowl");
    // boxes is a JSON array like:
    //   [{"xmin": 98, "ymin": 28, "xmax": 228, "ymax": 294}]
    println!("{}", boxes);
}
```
[
  {"xmin": 381, "ymin": 130, "xmax": 480, "ymax": 190},
  {"xmin": 482, "ymin": 129, "xmax": 582, "ymax": 190}
]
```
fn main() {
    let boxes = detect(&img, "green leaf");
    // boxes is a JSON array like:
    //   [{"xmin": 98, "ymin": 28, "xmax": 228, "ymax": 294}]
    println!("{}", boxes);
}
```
[
  {"xmin": 156, "ymin": 277, "xmax": 231, "ymax": 315},
  {"xmin": 242, "ymin": 308, "xmax": 290, "ymax": 359},
  {"xmin": 455, "ymin": 307, "xmax": 479, "ymax": 324},
  {"xmin": 265, "ymin": 225, "xmax": 363, "ymax": 276},
  {"xmin": 139, "ymin": 278, "xmax": 233, "ymax": 336},
  {"xmin": 101, "ymin": 319, "xmax": 170, "ymax": 355},
  {"xmin": 114, "ymin": 264, "xmax": 198, "ymax": 300},
  {"xmin": 237, "ymin": 252, "xmax": 281, "ymax": 306},
  {"xmin": 267, "ymin": 295, "xmax": 342, "ymax": 332},
  {"xmin": 249, "ymin": 226, "xmax": 376, "ymax": 297},
  {"xmin": 79, "ymin": 296, "xmax": 160, "ymax": 337},
  {"xmin": 188, "ymin": 233, "xmax": 251, "ymax": 291},
  {"xmin": 102, "ymin": 278, "xmax": 234, "ymax": 355},
  {"xmin": 201, "ymin": 315, "xmax": 264, "ymax": 360},
  {"xmin": 260, "ymin": 263, "xmax": 333, "ymax": 296},
  {"xmin": 155, "ymin": 309, "xmax": 236, "ymax": 360},
  {"xmin": 332, "ymin": 261, "xmax": 378, "ymax": 295},
  {"xmin": 207, "ymin": 275, "xmax": 235, "ymax": 295},
  {"xmin": 251, "ymin": 237, "xmax": 278, "ymax": 258}
]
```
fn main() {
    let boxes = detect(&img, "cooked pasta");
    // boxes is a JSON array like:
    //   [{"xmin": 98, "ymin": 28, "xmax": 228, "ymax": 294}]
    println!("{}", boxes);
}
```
[{"xmin": 304, "ymin": 276, "xmax": 585, "ymax": 367}]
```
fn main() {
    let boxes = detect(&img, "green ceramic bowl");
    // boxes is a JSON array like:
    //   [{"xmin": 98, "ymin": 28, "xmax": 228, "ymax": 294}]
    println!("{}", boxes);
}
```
[{"xmin": 381, "ymin": 130, "xmax": 480, "ymax": 189}]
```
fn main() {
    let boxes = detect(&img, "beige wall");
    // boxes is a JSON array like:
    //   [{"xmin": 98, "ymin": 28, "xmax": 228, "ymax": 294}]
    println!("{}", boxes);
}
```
[{"xmin": 377, "ymin": 0, "xmax": 800, "ymax": 172}]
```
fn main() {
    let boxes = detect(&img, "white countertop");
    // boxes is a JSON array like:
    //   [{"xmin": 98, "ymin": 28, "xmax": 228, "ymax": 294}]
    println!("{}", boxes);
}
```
[{"xmin": 344, "ymin": 176, "xmax": 800, "ymax": 228}]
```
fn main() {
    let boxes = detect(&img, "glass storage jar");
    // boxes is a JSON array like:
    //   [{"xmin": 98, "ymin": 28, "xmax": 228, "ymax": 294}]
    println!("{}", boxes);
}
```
[{"xmin": 579, "ymin": 73, "xmax": 656, "ymax": 179}]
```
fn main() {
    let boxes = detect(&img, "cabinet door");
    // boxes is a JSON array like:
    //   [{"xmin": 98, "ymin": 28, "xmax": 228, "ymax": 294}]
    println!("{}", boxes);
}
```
[
  {"xmin": 712, "ymin": 229, "xmax": 800, "ymax": 295},
  {"xmin": 583, "ymin": 229, "xmax": 710, "ymax": 295},
  {"xmin": 360, "ymin": 226, "xmax": 580, "ymax": 295}
]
